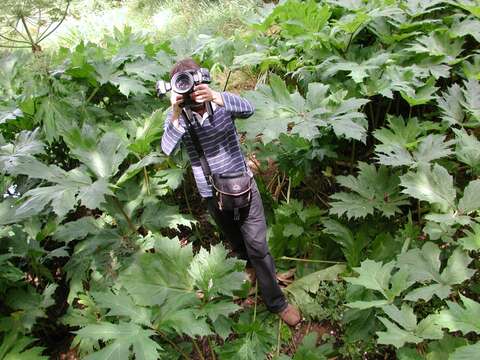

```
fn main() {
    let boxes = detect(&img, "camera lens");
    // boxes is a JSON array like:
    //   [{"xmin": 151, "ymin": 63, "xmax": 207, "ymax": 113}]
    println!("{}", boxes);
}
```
[{"xmin": 172, "ymin": 72, "xmax": 194, "ymax": 94}]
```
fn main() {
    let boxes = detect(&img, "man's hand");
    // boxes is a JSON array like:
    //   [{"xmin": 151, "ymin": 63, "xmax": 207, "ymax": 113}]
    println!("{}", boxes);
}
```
[
  {"xmin": 192, "ymin": 84, "xmax": 224, "ymax": 106},
  {"xmin": 170, "ymin": 91, "xmax": 183, "ymax": 129}
]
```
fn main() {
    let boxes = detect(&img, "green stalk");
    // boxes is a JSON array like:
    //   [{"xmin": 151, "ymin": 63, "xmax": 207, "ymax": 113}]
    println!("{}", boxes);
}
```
[
  {"xmin": 276, "ymin": 317, "xmax": 282, "ymax": 357},
  {"xmin": 286, "ymin": 177, "xmax": 291, "ymax": 204},
  {"xmin": 253, "ymin": 282, "xmax": 258, "ymax": 322},
  {"xmin": 156, "ymin": 330, "xmax": 190, "ymax": 360},
  {"xmin": 278, "ymin": 256, "xmax": 345, "ymax": 264},
  {"xmin": 350, "ymin": 141, "xmax": 356, "ymax": 172},
  {"xmin": 208, "ymin": 337, "xmax": 216, "ymax": 360},
  {"xmin": 183, "ymin": 180, "xmax": 201, "ymax": 240},
  {"xmin": 20, "ymin": 16, "xmax": 37, "ymax": 48},
  {"xmin": 112, "ymin": 196, "xmax": 137, "ymax": 234},
  {"xmin": 192, "ymin": 339, "xmax": 205, "ymax": 360},
  {"xmin": 143, "ymin": 167, "xmax": 151, "ymax": 195},
  {"xmin": 86, "ymin": 87, "xmax": 99, "ymax": 103}
]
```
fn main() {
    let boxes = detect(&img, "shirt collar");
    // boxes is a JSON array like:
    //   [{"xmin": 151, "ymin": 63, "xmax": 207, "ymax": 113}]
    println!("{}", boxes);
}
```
[{"xmin": 192, "ymin": 102, "xmax": 217, "ymax": 126}]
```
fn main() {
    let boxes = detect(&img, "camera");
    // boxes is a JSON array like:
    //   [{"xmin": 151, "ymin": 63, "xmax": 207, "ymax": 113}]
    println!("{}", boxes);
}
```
[{"xmin": 156, "ymin": 68, "xmax": 211, "ymax": 107}]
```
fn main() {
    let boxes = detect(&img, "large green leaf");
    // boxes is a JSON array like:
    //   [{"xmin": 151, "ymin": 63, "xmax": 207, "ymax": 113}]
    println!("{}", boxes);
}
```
[
  {"xmin": 397, "ymin": 242, "xmax": 475, "ymax": 301},
  {"xmin": 377, "ymin": 304, "xmax": 442, "ymax": 348},
  {"xmin": 64, "ymin": 126, "xmax": 129, "ymax": 179},
  {"xmin": 329, "ymin": 162, "xmax": 408, "ymax": 219},
  {"xmin": 119, "ymin": 237, "xmax": 194, "ymax": 307},
  {"xmin": 450, "ymin": 342, "xmax": 480, "ymax": 360},
  {"xmin": 13, "ymin": 158, "xmax": 113, "ymax": 219},
  {"xmin": 240, "ymin": 75, "xmax": 368, "ymax": 143},
  {"xmin": 458, "ymin": 222, "xmax": 480, "ymax": 251},
  {"xmin": 344, "ymin": 260, "xmax": 413, "ymax": 308},
  {"xmin": 436, "ymin": 295, "xmax": 480, "ymax": 335},
  {"xmin": 75, "ymin": 322, "xmax": 161, "ymax": 360},
  {"xmin": 400, "ymin": 164, "xmax": 456, "ymax": 212},
  {"xmin": 188, "ymin": 244, "xmax": 246, "ymax": 299},
  {"xmin": 0, "ymin": 129, "xmax": 44, "ymax": 174},
  {"xmin": 453, "ymin": 128, "xmax": 480, "ymax": 173},
  {"xmin": 91, "ymin": 289, "xmax": 152, "ymax": 326},
  {"xmin": 141, "ymin": 203, "xmax": 196, "ymax": 231}
]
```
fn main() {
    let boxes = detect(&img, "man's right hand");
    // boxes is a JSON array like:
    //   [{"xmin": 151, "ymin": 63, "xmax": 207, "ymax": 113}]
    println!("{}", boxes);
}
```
[{"xmin": 170, "ymin": 92, "xmax": 184, "ymax": 129}]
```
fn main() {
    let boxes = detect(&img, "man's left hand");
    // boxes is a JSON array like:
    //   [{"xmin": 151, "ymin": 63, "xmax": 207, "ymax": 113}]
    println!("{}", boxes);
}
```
[{"xmin": 192, "ymin": 84, "xmax": 224, "ymax": 106}]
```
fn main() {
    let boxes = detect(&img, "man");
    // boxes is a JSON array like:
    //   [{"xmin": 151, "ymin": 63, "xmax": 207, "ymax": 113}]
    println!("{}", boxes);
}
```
[{"xmin": 161, "ymin": 58, "xmax": 301, "ymax": 326}]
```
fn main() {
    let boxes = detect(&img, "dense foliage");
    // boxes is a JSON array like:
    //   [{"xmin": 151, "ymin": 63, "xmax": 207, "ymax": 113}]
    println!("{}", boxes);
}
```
[{"xmin": 0, "ymin": 0, "xmax": 479, "ymax": 359}]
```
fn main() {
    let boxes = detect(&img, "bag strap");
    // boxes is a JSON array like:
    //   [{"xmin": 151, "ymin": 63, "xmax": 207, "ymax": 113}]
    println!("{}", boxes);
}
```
[{"xmin": 181, "ymin": 106, "xmax": 212, "ymax": 185}]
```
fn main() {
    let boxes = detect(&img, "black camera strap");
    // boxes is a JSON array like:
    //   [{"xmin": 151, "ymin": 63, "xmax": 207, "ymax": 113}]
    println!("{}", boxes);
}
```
[{"xmin": 181, "ymin": 106, "xmax": 212, "ymax": 185}]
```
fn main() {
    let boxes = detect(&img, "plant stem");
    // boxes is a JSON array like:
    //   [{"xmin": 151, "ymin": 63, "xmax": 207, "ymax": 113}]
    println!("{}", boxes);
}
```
[
  {"xmin": 192, "ymin": 339, "xmax": 205, "ymax": 360},
  {"xmin": 183, "ymin": 179, "xmax": 201, "ymax": 240},
  {"xmin": 350, "ymin": 141, "xmax": 356, "ymax": 171},
  {"xmin": 143, "ymin": 167, "xmax": 150, "ymax": 195},
  {"xmin": 286, "ymin": 177, "xmax": 291, "ymax": 204},
  {"xmin": 253, "ymin": 282, "xmax": 258, "ymax": 322},
  {"xmin": 86, "ymin": 87, "xmax": 99, "ymax": 103},
  {"xmin": 278, "ymin": 256, "xmax": 345, "ymax": 264},
  {"xmin": 20, "ymin": 16, "xmax": 38, "ymax": 50},
  {"xmin": 156, "ymin": 330, "xmax": 190, "ymax": 360},
  {"xmin": 369, "ymin": 102, "xmax": 375, "ymax": 131},
  {"xmin": 208, "ymin": 337, "xmax": 216, "ymax": 360},
  {"xmin": 276, "ymin": 317, "xmax": 282, "ymax": 357},
  {"xmin": 112, "ymin": 196, "xmax": 137, "ymax": 234},
  {"xmin": 223, "ymin": 69, "xmax": 232, "ymax": 91}
]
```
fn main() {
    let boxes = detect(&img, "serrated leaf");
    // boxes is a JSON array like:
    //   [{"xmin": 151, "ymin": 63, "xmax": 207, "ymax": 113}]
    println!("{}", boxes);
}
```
[
  {"xmin": 400, "ymin": 164, "xmax": 456, "ymax": 211},
  {"xmin": 322, "ymin": 219, "xmax": 365, "ymax": 266},
  {"xmin": 453, "ymin": 128, "xmax": 480, "ymax": 172},
  {"xmin": 111, "ymin": 75, "xmax": 149, "ymax": 97},
  {"xmin": 116, "ymin": 153, "xmax": 165, "ymax": 185},
  {"xmin": 398, "ymin": 243, "xmax": 474, "ymax": 301},
  {"xmin": 93, "ymin": 62, "xmax": 121, "ymax": 85},
  {"xmin": 13, "ymin": 160, "xmax": 112, "ymax": 219},
  {"xmin": 161, "ymin": 308, "xmax": 212, "ymax": 337},
  {"xmin": 344, "ymin": 260, "xmax": 395, "ymax": 299},
  {"xmin": 458, "ymin": 179, "xmax": 480, "ymax": 214},
  {"xmin": 377, "ymin": 317, "xmax": 423, "ymax": 348},
  {"xmin": 65, "ymin": 127, "xmax": 129, "ymax": 179},
  {"xmin": 0, "ymin": 129, "xmax": 44, "ymax": 174},
  {"xmin": 53, "ymin": 217, "xmax": 100, "ymax": 243},
  {"xmin": 450, "ymin": 342, "xmax": 480, "ymax": 360},
  {"xmin": 141, "ymin": 203, "xmax": 196, "ymax": 231},
  {"xmin": 119, "ymin": 237, "xmax": 193, "ymax": 306},
  {"xmin": 188, "ymin": 244, "xmax": 246, "ymax": 298},
  {"xmin": 461, "ymin": 79, "xmax": 480, "ymax": 121},
  {"xmin": 240, "ymin": 76, "xmax": 368, "ymax": 143},
  {"xmin": 124, "ymin": 59, "xmax": 164, "ymax": 81},
  {"xmin": 329, "ymin": 162, "xmax": 408, "ymax": 219},
  {"xmin": 286, "ymin": 264, "xmax": 346, "ymax": 307},
  {"xmin": 436, "ymin": 295, "xmax": 480, "ymax": 335},
  {"xmin": 91, "ymin": 289, "xmax": 152, "ymax": 326},
  {"xmin": 377, "ymin": 304, "xmax": 442, "ymax": 348},
  {"xmin": 437, "ymin": 84, "xmax": 465, "ymax": 126},
  {"xmin": 201, "ymin": 301, "xmax": 241, "ymax": 322},
  {"xmin": 408, "ymin": 33, "xmax": 464, "ymax": 64},
  {"xmin": 458, "ymin": 222, "xmax": 480, "ymax": 251},
  {"xmin": 76, "ymin": 322, "xmax": 160, "ymax": 360}
]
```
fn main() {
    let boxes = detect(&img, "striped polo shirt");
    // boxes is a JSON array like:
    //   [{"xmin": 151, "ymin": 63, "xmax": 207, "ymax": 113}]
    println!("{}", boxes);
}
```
[{"xmin": 161, "ymin": 92, "xmax": 254, "ymax": 198}]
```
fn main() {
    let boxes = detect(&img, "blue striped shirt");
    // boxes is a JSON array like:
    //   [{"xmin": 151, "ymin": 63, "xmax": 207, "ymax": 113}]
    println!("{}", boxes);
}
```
[{"xmin": 161, "ymin": 92, "xmax": 255, "ymax": 197}]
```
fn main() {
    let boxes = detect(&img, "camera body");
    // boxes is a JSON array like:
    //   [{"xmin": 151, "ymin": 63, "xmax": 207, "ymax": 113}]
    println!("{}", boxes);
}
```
[{"xmin": 156, "ymin": 68, "xmax": 211, "ymax": 107}]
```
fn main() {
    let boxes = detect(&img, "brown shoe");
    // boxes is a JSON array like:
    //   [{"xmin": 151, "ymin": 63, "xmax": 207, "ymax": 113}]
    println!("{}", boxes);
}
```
[
  {"xmin": 245, "ymin": 267, "xmax": 256, "ymax": 284},
  {"xmin": 278, "ymin": 304, "xmax": 301, "ymax": 326}
]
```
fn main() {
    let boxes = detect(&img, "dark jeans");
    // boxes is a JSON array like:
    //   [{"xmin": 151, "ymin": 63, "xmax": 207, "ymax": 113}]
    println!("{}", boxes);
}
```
[{"xmin": 206, "ymin": 180, "xmax": 287, "ymax": 313}]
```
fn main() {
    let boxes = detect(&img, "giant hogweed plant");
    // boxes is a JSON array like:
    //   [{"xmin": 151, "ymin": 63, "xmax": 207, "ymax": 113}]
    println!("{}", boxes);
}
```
[{"xmin": 1, "ymin": 0, "xmax": 480, "ymax": 359}]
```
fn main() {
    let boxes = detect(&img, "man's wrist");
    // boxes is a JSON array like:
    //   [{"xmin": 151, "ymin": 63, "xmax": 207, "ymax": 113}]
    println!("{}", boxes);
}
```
[{"xmin": 212, "ymin": 91, "xmax": 224, "ymax": 106}]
